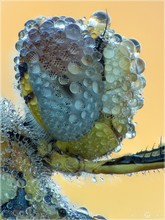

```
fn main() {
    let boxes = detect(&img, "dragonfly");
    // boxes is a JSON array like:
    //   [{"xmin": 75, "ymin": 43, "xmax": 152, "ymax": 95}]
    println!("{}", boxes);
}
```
[{"xmin": 1, "ymin": 11, "xmax": 164, "ymax": 219}]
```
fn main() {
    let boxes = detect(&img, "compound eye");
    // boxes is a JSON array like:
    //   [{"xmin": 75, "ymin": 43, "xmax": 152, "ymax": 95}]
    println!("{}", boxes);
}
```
[{"xmin": 92, "ymin": 11, "xmax": 111, "ymax": 25}]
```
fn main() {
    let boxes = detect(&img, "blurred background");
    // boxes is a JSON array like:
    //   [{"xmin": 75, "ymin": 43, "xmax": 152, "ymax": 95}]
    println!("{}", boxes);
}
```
[{"xmin": 1, "ymin": 1, "xmax": 164, "ymax": 219}]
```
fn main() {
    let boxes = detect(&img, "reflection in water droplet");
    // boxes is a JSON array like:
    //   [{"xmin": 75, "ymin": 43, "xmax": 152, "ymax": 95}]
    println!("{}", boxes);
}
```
[{"xmin": 77, "ymin": 207, "xmax": 89, "ymax": 215}]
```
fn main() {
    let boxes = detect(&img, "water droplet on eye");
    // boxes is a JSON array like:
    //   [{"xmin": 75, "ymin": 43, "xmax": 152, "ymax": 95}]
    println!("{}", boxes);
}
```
[
  {"xmin": 81, "ymin": 111, "xmax": 86, "ymax": 119},
  {"xmin": 94, "ymin": 215, "xmax": 107, "ymax": 220},
  {"xmin": 69, "ymin": 82, "xmax": 82, "ymax": 94},
  {"xmin": 119, "ymin": 57, "xmax": 130, "ymax": 70},
  {"xmin": 40, "ymin": 20, "xmax": 54, "ymax": 30},
  {"xmin": 24, "ymin": 19, "xmax": 37, "ymax": 31},
  {"xmin": 14, "ymin": 56, "xmax": 20, "ymax": 64},
  {"xmin": 122, "ymin": 107, "xmax": 131, "ymax": 117},
  {"xmin": 83, "ymin": 46, "xmax": 93, "ymax": 55},
  {"xmin": 113, "ymin": 67, "xmax": 120, "ymax": 75},
  {"xmin": 131, "ymin": 58, "xmax": 145, "ymax": 74},
  {"xmin": 31, "ymin": 63, "xmax": 40, "ymax": 74},
  {"xmin": 65, "ymin": 17, "xmax": 76, "ymax": 23},
  {"xmin": 91, "ymin": 11, "xmax": 111, "ymax": 24},
  {"xmin": 77, "ymin": 207, "xmax": 89, "ymax": 215},
  {"xmin": 111, "ymin": 106, "xmax": 121, "ymax": 115},
  {"xmin": 84, "ymin": 36, "xmax": 95, "ymax": 48},
  {"xmin": 130, "ymin": 38, "xmax": 141, "ymax": 53},
  {"xmin": 26, "ymin": 51, "xmax": 39, "ymax": 63},
  {"xmin": 75, "ymin": 100, "xmax": 84, "ymax": 110},
  {"xmin": 83, "ymin": 91, "xmax": 90, "ymax": 99},
  {"xmin": 92, "ymin": 81, "xmax": 99, "ymax": 93},
  {"xmin": 121, "ymin": 39, "xmax": 135, "ymax": 53},
  {"xmin": 69, "ymin": 114, "xmax": 77, "ymax": 123},
  {"xmin": 28, "ymin": 28, "xmax": 40, "ymax": 42},
  {"xmin": 118, "ymin": 44, "xmax": 130, "ymax": 57},
  {"xmin": 54, "ymin": 19, "xmax": 65, "ymax": 29},
  {"xmin": 18, "ymin": 30, "xmax": 26, "ymax": 40},
  {"xmin": 58, "ymin": 75, "xmax": 69, "ymax": 85},
  {"xmin": 83, "ymin": 78, "xmax": 92, "ymax": 87},
  {"xmin": 103, "ymin": 47, "xmax": 114, "ymax": 59},
  {"xmin": 81, "ymin": 55, "xmax": 93, "ymax": 66},
  {"xmin": 52, "ymin": 16, "xmax": 59, "ymax": 22},
  {"xmin": 15, "ymin": 40, "xmax": 23, "ymax": 52},
  {"xmin": 114, "ymin": 33, "xmax": 122, "ymax": 42},
  {"xmin": 132, "ymin": 76, "xmax": 146, "ymax": 90},
  {"xmin": 68, "ymin": 63, "xmax": 81, "ymax": 75},
  {"xmin": 90, "ymin": 112, "xmax": 95, "ymax": 119},
  {"xmin": 65, "ymin": 23, "xmax": 81, "ymax": 40}
]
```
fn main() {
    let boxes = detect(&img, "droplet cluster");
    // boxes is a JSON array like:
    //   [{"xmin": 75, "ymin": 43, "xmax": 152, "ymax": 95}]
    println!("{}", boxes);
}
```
[
  {"xmin": 15, "ymin": 16, "xmax": 104, "ymax": 141},
  {"xmin": 85, "ymin": 11, "xmax": 146, "ymax": 140},
  {"xmin": 102, "ymin": 39, "xmax": 146, "ymax": 138}
]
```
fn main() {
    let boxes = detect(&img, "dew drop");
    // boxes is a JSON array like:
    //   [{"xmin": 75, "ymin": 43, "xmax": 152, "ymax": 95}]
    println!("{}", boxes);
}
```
[
  {"xmin": 65, "ymin": 17, "xmax": 76, "ymax": 23},
  {"xmin": 75, "ymin": 100, "xmax": 84, "ymax": 110},
  {"xmin": 103, "ymin": 47, "xmax": 114, "ymax": 59},
  {"xmin": 119, "ymin": 57, "xmax": 130, "ymax": 70},
  {"xmin": 81, "ymin": 55, "xmax": 93, "ymax": 66},
  {"xmin": 118, "ymin": 44, "xmax": 130, "ymax": 57},
  {"xmin": 25, "ymin": 20, "xmax": 37, "ymax": 31},
  {"xmin": 77, "ymin": 207, "xmax": 89, "ymax": 215},
  {"xmin": 68, "ymin": 63, "xmax": 81, "ymax": 75},
  {"xmin": 70, "ymin": 82, "xmax": 82, "ymax": 94},
  {"xmin": 15, "ymin": 40, "xmax": 23, "ymax": 52},
  {"xmin": 18, "ymin": 30, "xmax": 26, "ymax": 40},
  {"xmin": 65, "ymin": 23, "xmax": 81, "ymax": 40},
  {"xmin": 121, "ymin": 39, "xmax": 135, "ymax": 53},
  {"xmin": 54, "ymin": 19, "xmax": 65, "ymax": 30},
  {"xmin": 94, "ymin": 215, "xmax": 107, "ymax": 220},
  {"xmin": 84, "ymin": 36, "xmax": 95, "ymax": 48},
  {"xmin": 28, "ymin": 28, "xmax": 40, "ymax": 41},
  {"xmin": 58, "ymin": 75, "xmax": 69, "ymax": 85},
  {"xmin": 81, "ymin": 111, "xmax": 86, "ymax": 119},
  {"xmin": 92, "ymin": 81, "xmax": 99, "ymax": 93},
  {"xmin": 132, "ymin": 58, "xmax": 145, "ymax": 74},
  {"xmin": 69, "ymin": 114, "xmax": 77, "ymax": 123},
  {"xmin": 130, "ymin": 38, "xmax": 141, "ymax": 53}
]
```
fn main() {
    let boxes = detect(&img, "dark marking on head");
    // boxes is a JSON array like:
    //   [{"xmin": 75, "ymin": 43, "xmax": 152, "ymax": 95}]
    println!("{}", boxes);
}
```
[
  {"xmin": 18, "ymin": 62, "xmax": 28, "ymax": 79},
  {"xmin": 95, "ymin": 11, "xmax": 110, "ymax": 81},
  {"xmin": 24, "ymin": 92, "xmax": 34, "ymax": 104},
  {"xmin": 58, "ymin": 208, "xmax": 67, "ymax": 218}
]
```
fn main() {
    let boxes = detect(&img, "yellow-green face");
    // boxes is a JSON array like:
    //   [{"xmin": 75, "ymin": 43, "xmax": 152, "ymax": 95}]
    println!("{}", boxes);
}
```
[{"xmin": 14, "ymin": 11, "xmax": 146, "ymax": 160}]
